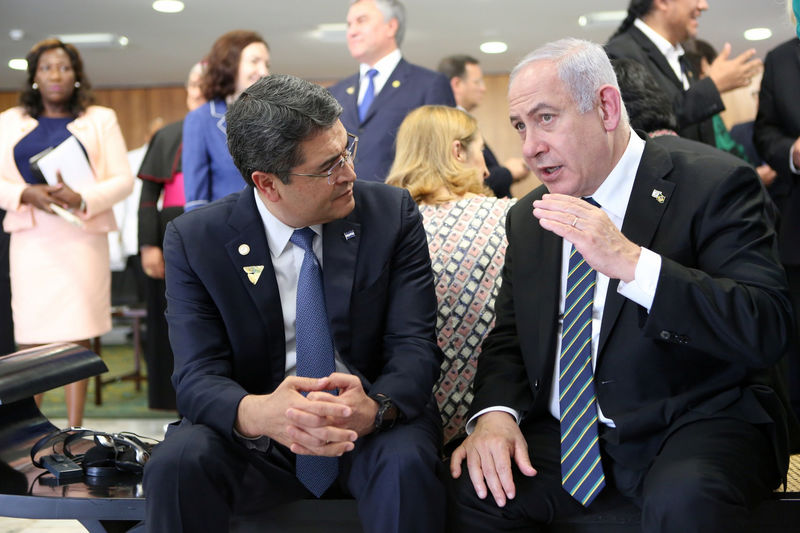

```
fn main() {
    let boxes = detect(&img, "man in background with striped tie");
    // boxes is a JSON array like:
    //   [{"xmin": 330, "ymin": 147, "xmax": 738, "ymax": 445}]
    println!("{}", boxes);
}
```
[
  {"xmin": 144, "ymin": 74, "xmax": 445, "ymax": 533},
  {"xmin": 448, "ymin": 38, "xmax": 793, "ymax": 533}
]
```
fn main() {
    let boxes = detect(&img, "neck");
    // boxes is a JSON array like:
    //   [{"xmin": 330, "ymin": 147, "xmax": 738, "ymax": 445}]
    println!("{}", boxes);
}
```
[
  {"xmin": 41, "ymin": 101, "xmax": 72, "ymax": 118},
  {"xmin": 360, "ymin": 45, "xmax": 397, "ymax": 68},
  {"xmin": 641, "ymin": 14, "xmax": 680, "ymax": 46}
]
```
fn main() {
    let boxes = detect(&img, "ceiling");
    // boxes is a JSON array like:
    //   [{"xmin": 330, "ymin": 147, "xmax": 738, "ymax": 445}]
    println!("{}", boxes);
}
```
[{"xmin": 0, "ymin": 0, "xmax": 796, "ymax": 91}]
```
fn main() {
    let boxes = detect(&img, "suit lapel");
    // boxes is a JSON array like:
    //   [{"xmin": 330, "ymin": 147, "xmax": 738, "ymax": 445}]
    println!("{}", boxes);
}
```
[
  {"xmin": 361, "ymin": 59, "xmax": 409, "ymax": 124},
  {"xmin": 225, "ymin": 190, "xmax": 286, "ymax": 384},
  {"xmin": 598, "ymin": 141, "xmax": 675, "ymax": 355},
  {"xmin": 630, "ymin": 27, "xmax": 685, "ymax": 91},
  {"xmin": 322, "ymin": 216, "xmax": 360, "ymax": 359},
  {"xmin": 341, "ymin": 73, "xmax": 361, "ymax": 128}
]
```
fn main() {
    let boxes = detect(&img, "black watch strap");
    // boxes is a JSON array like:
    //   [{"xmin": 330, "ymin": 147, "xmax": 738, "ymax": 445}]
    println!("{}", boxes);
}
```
[{"xmin": 372, "ymin": 393, "xmax": 399, "ymax": 431}]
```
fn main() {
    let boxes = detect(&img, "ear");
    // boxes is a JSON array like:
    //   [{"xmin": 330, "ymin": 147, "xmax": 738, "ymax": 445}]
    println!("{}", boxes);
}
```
[
  {"xmin": 651, "ymin": 0, "xmax": 671, "ymax": 14},
  {"xmin": 450, "ymin": 76, "xmax": 461, "ymax": 96},
  {"xmin": 451, "ymin": 140, "xmax": 465, "ymax": 161},
  {"xmin": 386, "ymin": 17, "xmax": 399, "ymax": 42},
  {"xmin": 597, "ymin": 85, "xmax": 622, "ymax": 132},
  {"xmin": 251, "ymin": 171, "xmax": 282, "ymax": 203}
]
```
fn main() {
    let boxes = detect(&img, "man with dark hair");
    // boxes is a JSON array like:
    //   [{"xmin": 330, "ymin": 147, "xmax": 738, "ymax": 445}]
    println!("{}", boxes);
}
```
[
  {"xmin": 143, "ymin": 74, "xmax": 445, "ymax": 533},
  {"xmin": 606, "ymin": 0, "xmax": 760, "ymax": 146},
  {"xmin": 438, "ymin": 54, "xmax": 530, "ymax": 198},
  {"xmin": 612, "ymin": 57, "xmax": 678, "ymax": 135},
  {"xmin": 448, "ymin": 38, "xmax": 792, "ymax": 533},
  {"xmin": 329, "ymin": 0, "xmax": 454, "ymax": 183}
]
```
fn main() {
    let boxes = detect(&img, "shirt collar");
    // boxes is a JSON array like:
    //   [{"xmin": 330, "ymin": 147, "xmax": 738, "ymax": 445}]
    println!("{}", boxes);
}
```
[
  {"xmin": 634, "ymin": 18, "xmax": 685, "ymax": 61},
  {"xmin": 253, "ymin": 188, "xmax": 322, "ymax": 258},
  {"xmin": 590, "ymin": 127, "xmax": 646, "ymax": 224},
  {"xmin": 359, "ymin": 48, "xmax": 402, "ymax": 79}
]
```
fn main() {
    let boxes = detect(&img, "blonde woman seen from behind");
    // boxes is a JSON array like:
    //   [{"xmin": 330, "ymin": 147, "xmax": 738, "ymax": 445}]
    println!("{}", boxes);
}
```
[{"xmin": 386, "ymin": 105, "xmax": 516, "ymax": 446}]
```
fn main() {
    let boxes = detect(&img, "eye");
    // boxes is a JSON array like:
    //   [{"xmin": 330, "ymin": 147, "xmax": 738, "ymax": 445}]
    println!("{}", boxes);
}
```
[
  {"xmin": 540, "ymin": 113, "xmax": 554, "ymax": 124},
  {"xmin": 512, "ymin": 121, "xmax": 525, "ymax": 132}
]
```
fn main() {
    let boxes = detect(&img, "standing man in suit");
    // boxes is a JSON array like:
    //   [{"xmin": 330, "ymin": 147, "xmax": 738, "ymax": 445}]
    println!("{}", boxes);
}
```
[
  {"xmin": 437, "ymin": 54, "xmax": 530, "ymax": 198},
  {"xmin": 143, "ymin": 74, "xmax": 445, "ymax": 533},
  {"xmin": 605, "ymin": 0, "xmax": 761, "ymax": 146},
  {"xmin": 754, "ymin": 2, "xmax": 800, "ymax": 419},
  {"xmin": 329, "ymin": 0, "xmax": 454, "ymax": 183},
  {"xmin": 448, "ymin": 38, "xmax": 792, "ymax": 533}
]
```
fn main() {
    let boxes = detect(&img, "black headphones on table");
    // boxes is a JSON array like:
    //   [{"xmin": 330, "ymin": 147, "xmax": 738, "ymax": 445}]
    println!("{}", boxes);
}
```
[{"xmin": 31, "ymin": 427, "xmax": 158, "ymax": 479}]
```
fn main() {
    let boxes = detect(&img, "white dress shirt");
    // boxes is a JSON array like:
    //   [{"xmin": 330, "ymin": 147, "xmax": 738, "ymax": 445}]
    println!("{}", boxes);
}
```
[
  {"xmin": 467, "ymin": 129, "xmax": 662, "ymax": 433},
  {"xmin": 253, "ymin": 188, "xmax": 349, "ymax": 376},
  {"xmin": 357, "ymin": 48, "xmax": 402, "ymax": 106},
  {"xmin": 634, "ymin": 18, "xmax": 690, "ymax": 90}
]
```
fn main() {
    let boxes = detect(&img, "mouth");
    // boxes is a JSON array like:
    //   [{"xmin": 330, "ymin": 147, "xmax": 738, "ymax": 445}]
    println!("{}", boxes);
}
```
[{"xmin": 538, "ymin": 165, "xmax": 563, "ymax": 179}]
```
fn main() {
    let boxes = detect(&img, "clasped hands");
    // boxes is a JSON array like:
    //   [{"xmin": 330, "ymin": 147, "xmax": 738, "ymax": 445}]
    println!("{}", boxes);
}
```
[
  {"xmin": 20, "ymin": 171, "xmax": 82, "ymax": 214},
  {"xmin": 235, "ymin": 372, "xmax": 378, "ymax": 457}
]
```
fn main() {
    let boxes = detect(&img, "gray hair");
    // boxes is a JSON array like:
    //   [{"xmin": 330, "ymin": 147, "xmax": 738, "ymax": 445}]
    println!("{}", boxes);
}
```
[
  {"xmin": 351, "ymin": 0, "xmax": 406, "ymax": 47},
  {"xmin": 226, "ymin": 74, "xmax": 343, "ymax": 186},
  {"xmin": 510, "ymin": 38, "xmax": 628, "ymax": 124}
]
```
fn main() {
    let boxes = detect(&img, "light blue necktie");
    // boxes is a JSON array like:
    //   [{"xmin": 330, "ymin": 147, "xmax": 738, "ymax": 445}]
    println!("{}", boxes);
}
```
[
  {"xmin": 290, "ymin": 228, "xmax": 338, "ymax": 497},
  {"xmin": 559, "ymin": 199, "xmax": 605, "ymax": 507},
  {"xmin": 358, "ymin": 68, "xmax": 378, "ymax": 122}
]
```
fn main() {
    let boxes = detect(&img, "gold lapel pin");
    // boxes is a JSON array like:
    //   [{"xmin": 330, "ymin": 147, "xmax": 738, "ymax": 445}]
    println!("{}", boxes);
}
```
[
  {"xmin": 243, "ymin": 265, "xmax": 264, "ymax": 285},
  {"xmin": 346, "ymin": 86, "xmax": 355, "ymax": 95},
  {"xmin": 238, "ymin": 244, "xmax": 250, "ymax": 255},
  {"xmin": 651, "ymin": 189, "xmax": 666, "ymax": 204},
  {"xmin": 391, "ymin": 80, "xmax": 400, "ymax": 88}
]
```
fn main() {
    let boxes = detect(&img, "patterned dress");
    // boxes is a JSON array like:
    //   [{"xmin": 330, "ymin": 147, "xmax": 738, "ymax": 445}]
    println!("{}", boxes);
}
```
[{"xmin": 419, "ymin": 196, "xmax": 516, "ymax": 445}]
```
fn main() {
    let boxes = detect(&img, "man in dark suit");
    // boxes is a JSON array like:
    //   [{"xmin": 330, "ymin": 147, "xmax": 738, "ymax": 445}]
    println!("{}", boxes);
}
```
[
  {"xmin": 605, "ymin": 0, "xmax": 760, "ymax": 147},
  {"xmin": 328, "ymin": 0, "xmax": 454, "ymax": 183},
  {"xmin": 448, "ymin": 38, "xmax": 792, "ymax": 533},
  {"xmin": 437, "ymin": 54, "xmax": 530, "ymax": 198},
  {"xmin": 754, "ymin": 33, "xmax": 800, "ymax": 419},
  {"xmin": 143, "ymin": 74, "xmax": 445, "ymax": 533}
]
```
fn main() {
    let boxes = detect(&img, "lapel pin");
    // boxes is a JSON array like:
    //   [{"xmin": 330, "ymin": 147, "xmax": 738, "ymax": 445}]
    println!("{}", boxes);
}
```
[
  {"xmin": 343, "ymin": 230, "xmax": 356, "ymax": 241},
  {"xmin": 651, "ymin": 189, "xmax": 666, "ymax": 204},
  {"xmin": 346, "ymin": 86, "xmax": 355, "ymax": 95},
  {"xmin": 392, "ymin": 80, "xmax": 400, "ymax": 88},
  {"xmin": 238, "ymin": 243, "xmax": 251, "ymax": 255},
  {"xmin": 243, "ymin": 265, "xmax": 264, "ymax": 285}
]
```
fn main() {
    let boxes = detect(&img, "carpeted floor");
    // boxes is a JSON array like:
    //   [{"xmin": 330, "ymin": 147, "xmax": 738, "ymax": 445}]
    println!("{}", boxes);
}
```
[{"xmin": 39, "ymin": 343, "xmax": 177, "ymax": 419}]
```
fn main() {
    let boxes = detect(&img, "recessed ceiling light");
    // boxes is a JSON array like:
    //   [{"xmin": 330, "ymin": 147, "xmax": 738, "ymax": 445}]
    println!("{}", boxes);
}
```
[
  {"xmin": 480, "ymin": 41, "xmax": 508, "ymax": 54},
  {"xmin": 152, "ymin": 0, "xmax": 185, "ymax": 13},
  {"xmin": 9, "ymin": 29, "xmax": 24, "ymax": 41},
  {"xmin": 118, "ymin": 36, "xmax": 129, "ymax": 46},
  {"xmin": 57, "ymin": 33, "xmax": 117, "ymax": 46},
  {"xmin": 578, "ymin": 10, "xmax": 627, "ymax": 27},
  {"xmin": 8, "ymin": 59, "xmax": 27, "ymax": 71},
  {"xmin": 744, "ymin": 27, "xmax": 772, "ymax": 41},
  {"xmin": 312, "ymin": 23, "xmax": 347, "ymax": 42}
]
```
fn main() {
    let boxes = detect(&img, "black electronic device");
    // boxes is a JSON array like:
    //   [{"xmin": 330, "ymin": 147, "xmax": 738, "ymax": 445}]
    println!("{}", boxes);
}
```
[{"xmin": 41, "ymin": 454, "xmax": 84, "ymax": 482}]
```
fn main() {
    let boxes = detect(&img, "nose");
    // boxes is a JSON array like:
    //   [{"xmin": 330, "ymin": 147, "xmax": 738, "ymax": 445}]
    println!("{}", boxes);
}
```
[
  {"xmin": 258, "ymin": 62, "xmax": 269, "ymax": 77},
  {"xmin": 481, "ymin": 163, "xmax": 489, "ymax": 180},
  {"xmin": 698, "ymin": 0, "xmax": 708, "ymax": 10},
  {"xmin": 521, "ymin": 133, "xmax": 547, "ymax": 162},
  {"xmin": 331, "ymin": 158, "xmax": 357, "ymax": 185}
]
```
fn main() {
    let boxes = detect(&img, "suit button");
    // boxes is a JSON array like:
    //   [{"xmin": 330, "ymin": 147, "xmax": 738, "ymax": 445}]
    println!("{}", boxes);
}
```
[
  {"xmin": 533, "ymin": 379, "xmax": 541, "ymax": 390},
  {"xmin": 660, "ymin": 330, "xmax": 671, "ymax": 340}
]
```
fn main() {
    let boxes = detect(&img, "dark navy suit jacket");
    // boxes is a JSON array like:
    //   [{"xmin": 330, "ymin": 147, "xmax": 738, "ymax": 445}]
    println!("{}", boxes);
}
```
[
  {"xmin": 329, "ymin": 58, "xmax": 455, "ymax": 183},
  {"xmin": 163, "ymin": 181, "xmax": 442, "ymax": 441}
]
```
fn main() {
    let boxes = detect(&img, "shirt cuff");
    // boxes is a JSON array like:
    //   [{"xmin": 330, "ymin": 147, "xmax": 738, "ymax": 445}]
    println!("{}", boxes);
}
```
[
  {"xmin": 617, "ymin": 247, "xmax": 661, "ymax": 312},
  {"xmin": 790, "ymin": 147, "xmax": 799, "ymax": 174},
  {"xmin": 465, "ymin": 406, "xmax": 521, "ymax": 435},
  {"xmin": 233, "ymin": 427, "xmax": 271, "ymax": 452}
]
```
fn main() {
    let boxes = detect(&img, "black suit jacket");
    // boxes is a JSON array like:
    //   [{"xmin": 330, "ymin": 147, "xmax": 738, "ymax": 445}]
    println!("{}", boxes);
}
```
[
  {"xmin": 606, "ymin": 26, "xmax": 724, "ymax": 146},
  {"xmin": 483, "ymin": 144, "xmax": 512, "ymax": 198},
  {"xmin": 328, "ymin": 59, "xmax": 455, "ymax": 183},
  {"xmin": 163, "ymin": 181, "xmax": 442, "ymax": 441},
  {"xmin": 470, "ymin": 136, "xmax": 793, "ymax": 474},
  {"xmin": 754, "ymin": 38, "xmax": 800, "ymax": 265}
]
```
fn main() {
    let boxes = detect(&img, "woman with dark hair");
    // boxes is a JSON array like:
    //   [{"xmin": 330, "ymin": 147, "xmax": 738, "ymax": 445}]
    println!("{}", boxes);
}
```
[
  {"xmin": 0, "ymin": 38, "xmax": 134, "ymax": 426},
  {"xmin": 182, "ymin": 30, "xmax": 269, "ymax": 211}
]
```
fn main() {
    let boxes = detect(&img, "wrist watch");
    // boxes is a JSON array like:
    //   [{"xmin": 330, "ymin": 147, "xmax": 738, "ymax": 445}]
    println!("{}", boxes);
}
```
[{"xmin": 372, "ymin": 393, "xmax": 399, "ymax": 431}]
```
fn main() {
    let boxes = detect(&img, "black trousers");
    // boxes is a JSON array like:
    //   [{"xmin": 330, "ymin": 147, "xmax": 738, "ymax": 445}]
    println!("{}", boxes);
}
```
[
  {"xmin": 142, "ymin": 275, "xmax": 176, "ymax": 410},
  {"xmin": 144, "ymin": 404, "xmax": 446, "ymax": 533},
  {"xmin": 448, "ymin": 415, "xmax": 778, "ymax": 533},
  {"xmin": 785, "ymin": 265, "xmax": 800, "ymax": 420}
]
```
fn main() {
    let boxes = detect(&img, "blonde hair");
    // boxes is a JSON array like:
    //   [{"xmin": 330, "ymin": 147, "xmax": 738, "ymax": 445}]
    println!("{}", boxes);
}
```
[{"xmin": 386, "ymin": 105, "xmax": 486, "ymax": 204}]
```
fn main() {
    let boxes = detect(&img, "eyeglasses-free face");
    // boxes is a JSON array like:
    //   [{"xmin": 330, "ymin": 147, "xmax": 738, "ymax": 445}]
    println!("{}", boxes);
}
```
[{"xmin": 288, "ymin": 132, "xmax": 358, "ymax": 185}]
